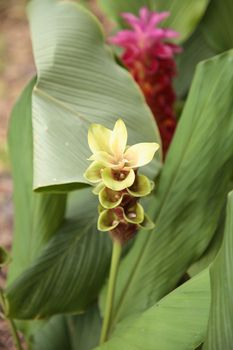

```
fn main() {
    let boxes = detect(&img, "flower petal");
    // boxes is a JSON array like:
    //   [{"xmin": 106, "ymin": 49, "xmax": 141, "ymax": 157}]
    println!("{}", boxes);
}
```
[
  {"xmin": 88, "ymin": 151, "xmax": 115, "ymax": 168},
  {"xmin": 124, "ymin": 202, "xmax": 144, "ymax": 224},
  {"xmin": 99, "ymin": 187, "xmax": 123, "ymax": 209},
  {"xmin": 124, "ymin": 142, "xmax": 160, "ymax": 168},
  {"xmin": 98, "ymin": 209, "xmax": 119, "ymax": 232},
  {"xmin": 102, "ymin": 168, "xmax": 135, "ymax": 191},
  {"xmin": 88, "ymin": 123, "xmax": 112, "ymax": 154},
  {"xmin": 127, "ymin": 174, "xmax": 154, "ymax": 197},
  {"xmin": 83, "ymin": 161, "xmax": 103, "ymax": 183},
  {"xmin": 92, "ymin": 182, "xmax": 105, "ymax": 195},
  {"xmin": 110, "ymin": 119, "xmax": 128, "ymax": 160},
  {"xmin": 0, "ymin": 246, "xmax": 11, "ymax": 267}
]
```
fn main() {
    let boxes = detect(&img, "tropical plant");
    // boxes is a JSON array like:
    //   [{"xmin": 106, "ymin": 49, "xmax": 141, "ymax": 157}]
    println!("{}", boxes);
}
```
[{"xmin": 1, "ymin": 0, "xmax": 233, "ymax": 349}]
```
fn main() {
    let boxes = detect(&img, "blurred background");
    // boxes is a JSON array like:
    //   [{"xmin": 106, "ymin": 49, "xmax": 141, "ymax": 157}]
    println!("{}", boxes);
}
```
[
  {"xmin": 0, "ymin": 0, "xmax": 34, "ymax": 249},
  {"xmin": 0, "ymin": 1, "xmax": 34, "ymax": 348}
]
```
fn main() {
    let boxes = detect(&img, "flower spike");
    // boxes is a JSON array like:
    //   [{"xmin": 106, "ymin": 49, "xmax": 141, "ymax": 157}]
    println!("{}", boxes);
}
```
[{"xmin": 84, "ymin": 118, "xmax": 159, "ymax": 244}]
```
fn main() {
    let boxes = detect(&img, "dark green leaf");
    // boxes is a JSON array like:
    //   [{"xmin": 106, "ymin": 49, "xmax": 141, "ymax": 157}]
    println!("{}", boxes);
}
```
[
  {"xmin": 7, "ymin": 188, "xmax": 112, "ymax": 319},
  {"xmin": 200, "ymin": 0, "xmax": 233, "ymax": 52},
  {"xmin": 175, "ymin": 28, "xmax": 214, "ymax": 97},
  {"xmin": 30, "ymin": 304, "xmax": 101, "ymax": 350},
  {"xmin": 204, "ymin": 191, "xmax": 233, "ymax": 349}
]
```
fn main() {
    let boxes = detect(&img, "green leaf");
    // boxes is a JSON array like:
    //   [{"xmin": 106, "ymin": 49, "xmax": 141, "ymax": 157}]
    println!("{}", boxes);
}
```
[
  {"xmin": 7, "ymin": 78, "xmax": 66, "ymax": 285},
  {"xmin": 30, "ymin": 304, "xmax": 101, "ymax": 350},
  {"xmin": 204, "ymin": 191, "xmax": 233, "ymax": 349},
  {"xmin": 175, "ymin": 28, "xmax": 214, "ymax": 97},
  {"xmin": 6, "ymin": 188, "xmax": 112, "ymax": 319},
  {"xmin": 200, "ymin": 0, "xmax": 233, "ymax": 52},
  {"xmin": 154, "ymin": 0, "xmax": 210, "ymax": 42},
  {"xmin": 97, "ymin": 270, "xmax": 210, "ymax": 350},
  {"xmin": 100, "ymin": 50, "xmax": 233, "ymax": 330},
  {"xmin": 188, "ymin": 207, "xmax": 225, "ymax": 277},
  {"xmin": 28, "ymin": 0, "xmax": 161, "ymax": 192}
]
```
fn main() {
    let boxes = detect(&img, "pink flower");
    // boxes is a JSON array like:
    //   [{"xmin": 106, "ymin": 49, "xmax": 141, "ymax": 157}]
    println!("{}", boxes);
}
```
[{"xmin": 110, "ymin": 7, "xmax": 182, "ymax": 156}]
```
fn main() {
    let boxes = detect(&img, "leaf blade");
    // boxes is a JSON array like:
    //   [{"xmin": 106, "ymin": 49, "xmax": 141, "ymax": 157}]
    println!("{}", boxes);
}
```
[
  {"xmin": 101, "ymin": 50, "xmax": 233, "ymax": 330},
  {"xmin": 28, "ymin": 0, "xmax": 161, "ymax": 191},
  {"xmin": 204, "ymin": 191, "xmax": 233, "ymax": 349}
]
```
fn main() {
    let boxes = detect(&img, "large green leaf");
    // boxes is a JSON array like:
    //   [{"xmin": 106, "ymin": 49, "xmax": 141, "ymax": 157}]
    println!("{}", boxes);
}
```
[
  {"xmin": 28, "ymin": 0, "xmax": 161, "ymax": 192},
  {"xmin": 204, "ymin": 191, "xmax": 233, "ymax": 349},
  {"xmin": 97, "ymin": 270, "xmax": 210, "ymax": 350},
  {"xmin": 200, "ymin": 0, "xmax": 233, "ymax": 52},
  {"xmin": 7, "ymin": 78, "xmax": 66, "ymax": 285},
  {"xmin": 6, "ymin": 188, "xmax": 112, "ymax": 319},
  {"xmin": 30, "ymin": 304, "xmax": 101, "ymax": 350},
  {"xmin": 100, "ymin": 50, "xmax": 233, "ymax": 331},
  {"xmin": 99, "ymin": 0, "xmax": 209, "ymax": 42}
]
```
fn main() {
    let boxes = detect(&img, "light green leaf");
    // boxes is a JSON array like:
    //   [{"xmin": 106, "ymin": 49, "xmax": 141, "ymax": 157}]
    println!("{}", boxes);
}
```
[
  {"xmin": 204, "ymin": 191, "xmax": 233, "ymax": 349},
  {"xmin": 100, "ymin": 50, "xmax": 233, "ymax": 330},
  {"xmin": 28, "ymin": 0, "xmax": 161, "ymax": 191},
  {"xmin": 97, "ymin": 270, "xmax": 210, "ymax": 350},
  {"xmin": 200, "ymin": 0, "xmax": 233, "ymax": 52},
  {"xmin": 6, "ymin": 188, "xmax": 112, "ymax": 319},
  {"xmin": 7, "ymin": 78, "xmax": 66, "ymax": 285}
]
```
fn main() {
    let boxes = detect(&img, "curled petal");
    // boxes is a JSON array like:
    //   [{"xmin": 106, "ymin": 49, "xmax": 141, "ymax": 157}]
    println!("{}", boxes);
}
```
[
  {"xmin": 124, "ymin": 142, "xmax": 159, "ymax": 168},
  {"xmin": 84, "ymin": 161, "xmax": 103, "ymax": 183},
  {"xmin": 127, "ymin": 174, "xmax": 154, "ymax": 197},
  {"xmin": 0, "ymin": 246, "xmax": 11, "ymax": 268},
  {"xmin": 110, "ymin": 119, "xmax": 128, "ymax": 160},
  {"xmin": 88, "ymin": 123, "xmax": 112, "ymax": 154},
  {"xmin": 88, "ymin": 151, "xmax": 115, "ymax": 168},
  {"xmin": 124, "ymin": 202, "xmax": 144, "ymax": 224},
  {"xmin": 92, "ymin": 182, "xmax": 105, "ymax": 195},
  {"xmin": 99, "ymin": 187, "xmax": 123, "ymax": 209},
  {"xmin": 102, "ymin": 168, "xmax": 135, "ymax": 191},
  {"xmin": 98, "ymin": 209, "xmax": 119, "ymax": 232},
  {"xmin": 139, "ymin": 213, "xmax": 155, "ymax": 230}
]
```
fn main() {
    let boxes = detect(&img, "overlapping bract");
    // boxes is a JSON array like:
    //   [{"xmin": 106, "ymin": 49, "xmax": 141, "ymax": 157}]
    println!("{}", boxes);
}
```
[{"xmin": 84, "ymin": 119, "xmax": 159, "ymax": 242}]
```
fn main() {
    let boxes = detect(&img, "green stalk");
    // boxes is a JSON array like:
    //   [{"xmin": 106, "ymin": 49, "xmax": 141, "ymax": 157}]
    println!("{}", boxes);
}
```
[
  {"xmin": 99, "ymin": 239, "xmax": 122, "ymax": 345},
  {"xmin": 0, "ymin": 289, "xmax": 24, "ymax": 350}
]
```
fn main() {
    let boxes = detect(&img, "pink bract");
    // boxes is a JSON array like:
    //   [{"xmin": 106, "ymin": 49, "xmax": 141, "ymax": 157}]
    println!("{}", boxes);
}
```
[{"xmin": 110, "ymin": 7, "xmax": 182, "ymax": 156}]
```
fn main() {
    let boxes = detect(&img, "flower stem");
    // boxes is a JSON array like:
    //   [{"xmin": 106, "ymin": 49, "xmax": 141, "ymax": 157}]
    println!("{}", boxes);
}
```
[
  {"xmin": 0, "ymin": 289, "xmax": 24, "ymax": 350},
  {"xmin": 99, "ymin": 239, "xmax": 122, "ymax": 345}
]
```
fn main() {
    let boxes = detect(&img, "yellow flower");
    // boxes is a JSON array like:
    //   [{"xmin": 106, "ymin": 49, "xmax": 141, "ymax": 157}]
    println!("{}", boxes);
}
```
[{"xmin": 84, "ymin": 119, "xmax": 159, "ymax": 191}]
